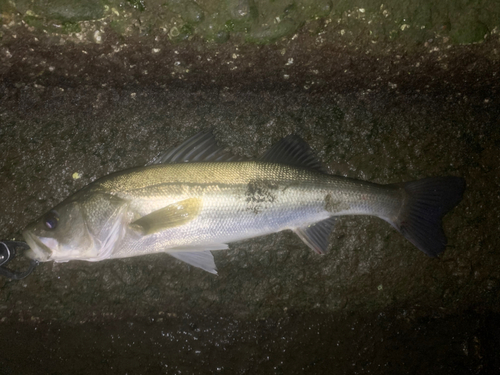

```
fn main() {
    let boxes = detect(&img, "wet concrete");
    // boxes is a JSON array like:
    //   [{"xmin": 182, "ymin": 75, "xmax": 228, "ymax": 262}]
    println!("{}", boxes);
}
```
[
  {"xmin": 1, "ymin": 1, "xmax": 500, "ymax": 374},
  {"xmin": 1, "ymin": 310, "xmax": 500, "ymax": 374}
]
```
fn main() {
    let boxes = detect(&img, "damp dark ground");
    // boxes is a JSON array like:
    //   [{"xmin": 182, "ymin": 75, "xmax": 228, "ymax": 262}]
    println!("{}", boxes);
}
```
[
  {"xmin": 1, "ymin": 2, "xmax": 500, "ymax": 374},
  {"xmin": 1, "ymin": 310, "xmax": 500, "ymax": 374}
]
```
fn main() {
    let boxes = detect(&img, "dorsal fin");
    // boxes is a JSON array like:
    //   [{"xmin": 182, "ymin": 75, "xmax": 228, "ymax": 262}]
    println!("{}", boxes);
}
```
[
  {"xmin": 148, "ymin": 131, "xmax": 246, "ymax": 165},
  {"xmin": 259, "ymin": 135, "xmax": 326, "ymax": 172}
]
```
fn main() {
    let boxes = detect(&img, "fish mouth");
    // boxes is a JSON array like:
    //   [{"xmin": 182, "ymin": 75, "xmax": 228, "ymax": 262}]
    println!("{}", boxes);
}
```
[{"xmin": 22, "ymin": 231, "xmax": 53, "ymax": 262}]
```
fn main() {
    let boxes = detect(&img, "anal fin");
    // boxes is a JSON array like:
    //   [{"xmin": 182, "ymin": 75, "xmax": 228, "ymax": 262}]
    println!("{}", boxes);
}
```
[
  {"xmin": 168, "ymin": 251, "xmax": 217, "ymax": 274},
  {"xmin": 293, "ymin": 217, "xmax": 336, "ymax": 254}
]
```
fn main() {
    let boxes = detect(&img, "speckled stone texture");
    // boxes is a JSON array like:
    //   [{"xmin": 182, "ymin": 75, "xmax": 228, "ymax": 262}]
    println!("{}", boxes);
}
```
[{"xmin": 0, "ymin": 1, "xmax": 499, "ymax": 373}]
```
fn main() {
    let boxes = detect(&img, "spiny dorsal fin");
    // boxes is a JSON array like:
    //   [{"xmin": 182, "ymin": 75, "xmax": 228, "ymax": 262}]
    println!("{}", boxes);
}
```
[
  {"xmin": 293, "ymin": 217, "xmax": 336, "ymax": 254},
  {"xmin": 259, "ymin": 135, "xmax": 327, "ymax": 172},
  {"xmin": 131, "ymin": 198, "xmax": 202, "ymax": 235},
  {"xmin": 148, "ymin": 131, "xmax": 246, "ymax": 165}
]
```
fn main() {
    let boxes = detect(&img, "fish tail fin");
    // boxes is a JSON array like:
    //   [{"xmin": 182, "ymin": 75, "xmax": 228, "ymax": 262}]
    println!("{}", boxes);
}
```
[{"xmin": 387, "ymin": 176, "xmax": 466, "ymax": 257}]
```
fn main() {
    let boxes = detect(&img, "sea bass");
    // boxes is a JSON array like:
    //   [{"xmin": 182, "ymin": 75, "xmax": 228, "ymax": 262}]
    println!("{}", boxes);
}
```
[{"xmin": 22, "ymin": 131, "xmax": 465, "ymax": 274}]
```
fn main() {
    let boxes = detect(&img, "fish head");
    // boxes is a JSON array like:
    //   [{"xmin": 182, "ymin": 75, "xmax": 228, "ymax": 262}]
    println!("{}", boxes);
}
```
[
  {"xmin": 22, "ymin": 191, "xmax": 128, "ymax": 262},
  {"xmin": 22, "ymin": 200, "xmax": 96, "ymax": 262}
]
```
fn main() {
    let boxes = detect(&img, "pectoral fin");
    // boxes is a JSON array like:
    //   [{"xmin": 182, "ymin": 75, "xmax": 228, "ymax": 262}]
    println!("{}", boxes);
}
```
[{"xmin": 131, "ymin": 198, "xmax": 202, "ymax": 235}]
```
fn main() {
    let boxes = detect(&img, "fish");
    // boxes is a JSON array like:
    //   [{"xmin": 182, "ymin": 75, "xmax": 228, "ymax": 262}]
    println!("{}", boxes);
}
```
[{"xmin": 22, "ymin": 131, "xmax": 466, "ymax": 274}]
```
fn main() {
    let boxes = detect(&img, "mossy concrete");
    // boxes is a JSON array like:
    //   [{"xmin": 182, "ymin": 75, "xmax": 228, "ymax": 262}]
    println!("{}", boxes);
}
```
[{"xmin": 1, "ymin": 0, "xmax": 498, "ymax": 44}]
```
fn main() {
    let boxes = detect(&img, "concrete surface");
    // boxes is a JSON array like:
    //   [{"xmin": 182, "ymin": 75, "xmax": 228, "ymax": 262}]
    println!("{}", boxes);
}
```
[{"xmin": 0, "ymin": 0, "xmax": 499, "ymax": 373}]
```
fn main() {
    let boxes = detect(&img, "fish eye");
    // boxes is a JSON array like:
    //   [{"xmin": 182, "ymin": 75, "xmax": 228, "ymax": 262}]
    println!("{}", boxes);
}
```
[{"xmin": 44, "ymin": 210, "xmax": 59, "ymax": 230}]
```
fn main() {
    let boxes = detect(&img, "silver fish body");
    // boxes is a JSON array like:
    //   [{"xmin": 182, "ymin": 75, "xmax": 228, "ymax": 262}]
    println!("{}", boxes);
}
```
[{"xmin": 22, "ymin": 132, "xmax": 465, "ymax": 274}]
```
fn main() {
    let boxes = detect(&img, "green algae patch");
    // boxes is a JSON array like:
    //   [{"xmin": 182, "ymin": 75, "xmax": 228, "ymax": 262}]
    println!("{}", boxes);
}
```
[
  {"xmin": 2, "ymin": 0, "xmax": 500, "ymax": 46},
  {"xmin": 0, "ymin": 0, "xmax": 16, "ymax": 14},
  {"xmin": 246, "ymin": 19, "xmax": 302, "ymax": 44},
  {"xmin": 22, "ymin": 14, "xmax": 81, "ymax": 34},
  {"xmin": 450, "ymin": 18, "xmax": 489, "ymax": 44},
  {"xmin": 31, "ymin": 0, "xmax": 105, "ymax": 22},
  {"xmin": 171, "ymin": 23, "xmax": 195, "ymax": 42},
  {"xmin": 61, "ymin": 21, "xmax": 81, "ymax": 34},
  {"xmin": 299, "ymin": 0, "xmax": 333, "ymax": 19},
  {"xmin": 126, "ymin": 0, "xmax": 146, "ymax": 12},
  {"xmin": 164, "ymin": 0, "xmax": 204, "ymax": 24}
]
